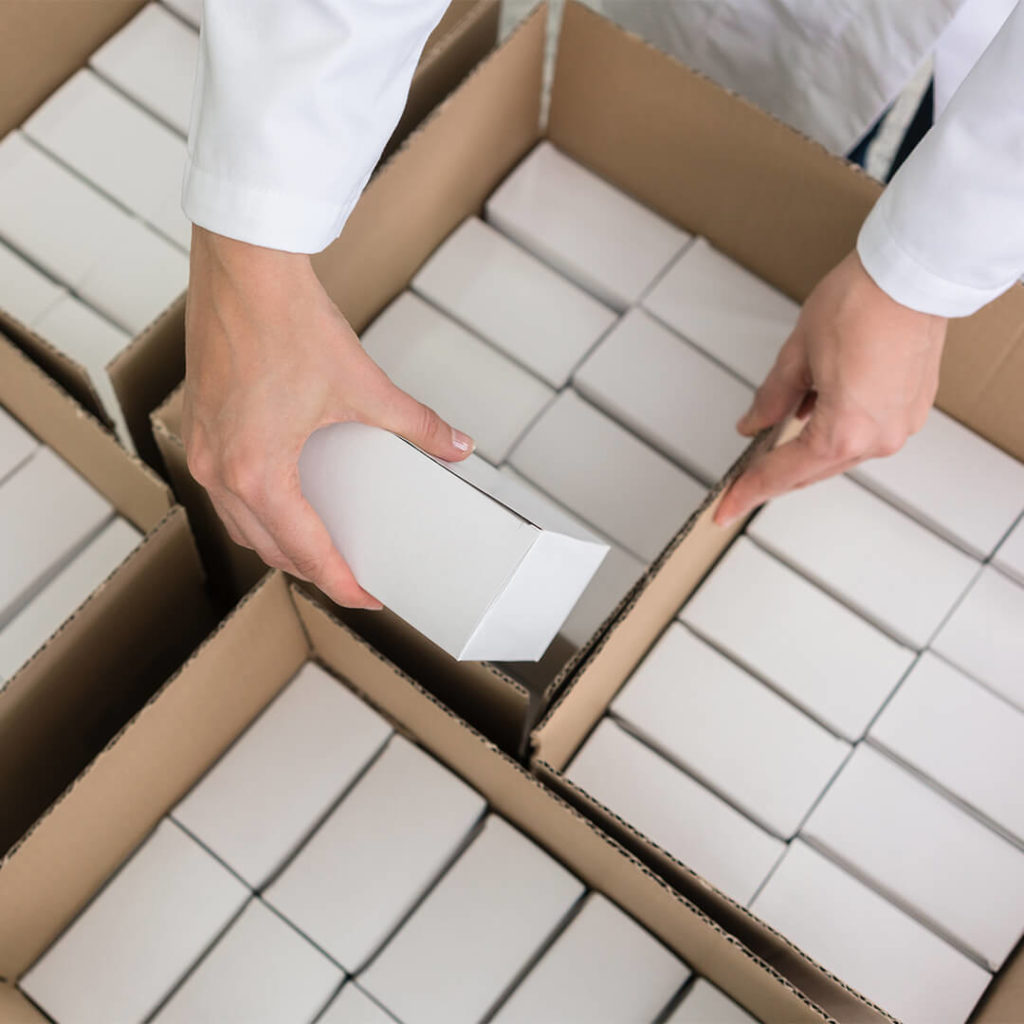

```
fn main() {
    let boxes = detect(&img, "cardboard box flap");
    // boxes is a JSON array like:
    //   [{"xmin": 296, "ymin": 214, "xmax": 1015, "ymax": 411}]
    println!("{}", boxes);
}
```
[
  {"xmin": 973, "ymin": 941, "xmax": 1024, "ymax": 1022},
  {"xmin": 0, "ymin": 983, "xmax": 44, "ymax": 1023}
]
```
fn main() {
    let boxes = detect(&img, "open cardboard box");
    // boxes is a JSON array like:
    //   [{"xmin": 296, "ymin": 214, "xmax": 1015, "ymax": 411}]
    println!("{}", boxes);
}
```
[{"xmin": 0, "ymin": 0, "xmax": 500, "ymax": 466}]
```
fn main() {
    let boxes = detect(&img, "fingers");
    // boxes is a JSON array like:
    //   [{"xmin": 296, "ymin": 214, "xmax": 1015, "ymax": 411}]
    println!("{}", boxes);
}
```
[
  {"xmin": 737, "ymin": 333, "xmax": 812, "ymax": 437},
  {"xmin": 368, "ymin": 385, "xmax": 475, "ymax": 462}
]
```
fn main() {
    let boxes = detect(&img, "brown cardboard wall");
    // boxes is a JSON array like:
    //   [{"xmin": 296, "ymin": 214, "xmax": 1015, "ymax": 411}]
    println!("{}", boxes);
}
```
[{"xmin": 0, "ymin": 983, "xmax": 45, "ymax": 1024}]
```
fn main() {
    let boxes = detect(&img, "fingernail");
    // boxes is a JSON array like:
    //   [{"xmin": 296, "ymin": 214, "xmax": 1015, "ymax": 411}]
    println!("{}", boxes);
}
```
[
  {"xmin": 365, "ymin": 600, "xmax": 384, "ymax": 611},
  {"xmin": 452, "ymin": 428, "xmax": 474, "ymax": 453}
]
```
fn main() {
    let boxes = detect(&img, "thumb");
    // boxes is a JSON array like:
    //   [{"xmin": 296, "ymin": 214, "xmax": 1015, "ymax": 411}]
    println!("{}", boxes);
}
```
[
  {"xmin": 737, "ymin": 334, "xmax": 811, "ymax": 437},
  {"xmin": 373, "ymin": 386, "xmax": 476, "ymax": 461}
]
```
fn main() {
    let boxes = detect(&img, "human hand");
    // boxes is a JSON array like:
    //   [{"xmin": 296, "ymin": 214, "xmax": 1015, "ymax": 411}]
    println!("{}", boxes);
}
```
[
  {"xmin": 715, "ymin": 251, "xmax": 946, "ymax": 526},
  {"xmin": 182, "ymin": 226, "xmax": 475, "ymax": 608}
]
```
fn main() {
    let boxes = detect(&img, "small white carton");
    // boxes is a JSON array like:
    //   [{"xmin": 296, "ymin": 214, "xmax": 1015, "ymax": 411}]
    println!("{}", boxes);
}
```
[
  {"xmin": 485, "ymin": 142, "xmax": 691, "ymax": 310},
  {"xmin": 0, "ymin": 404, "xmax": 37, "ymax": 485},
  {"xmin": 0, "ymin": 238, "xmax": 64, "ymax": 325},
  {"xmin": 162, "ymin": 0, "xmax": 202, "ymax": 28},
  {"xmin": 870, "ymin": 652, "xmax": 1024, "ymax": 845},
  {"xmin": 566, "ymin": 719, "xmax": 785, "ymax": 905},
  {"xmin": 299, "ymin": 423, "xmax": 609, "ymax": 661},
  {"xmin": 994, "ymin": 514, "xmax": 1024, "ymax": 585},
  {"xmin": 172, "ymin": 662, "xmax": 393, "ymax": 887},
  {"xmin": 20, "ymin": 820, "xmax": 249, "ymax": 1024},
  {"xmin": 491, "ymin": 892, "xmax": 691, "ymax": 1023},
  {"xmin": 151, "ymin": 899, "xmax": 342, "ymax": 1024},
  {"xmin": 360, "ymin": 815, "xmax": 585, "ymax": 1024},
  {"xmin": 509, "ymin": 390, "xmax": 707, "ymax": 562},
  {"xmin": 574, "ymin": 308, "xmax": 753, "ymax": 483},
  {"xmin": 319, "ymin": 985, "xmax": 395, "ymax": 1024},
  {"xmin": 360, "ymin": 292, "xmax": 554, "ymax": 463},
  {"xmin": 612, "ymin": 623, "xmax": 850, "ymax": 838},
  {"xmin": 265, "ymin": 734, "xmax": 485, "ymax": 971},
  {"xmin": 748, "ymin": 474, "xmax": 980, "ymax": 649},
  {"xmin": 666, "ymin": 979, "xmax": 758, "ymax": 1024},
  {"xmin": 642, "ymin": 237, "xmax": 798, "ymax": 387},
  {"xmin": 680, "ymin": 537, "xmax": 915, "ymax": 740},
  {"xmin": 412, "ymin": 217, "xmax": 617, "ymax": 387}
]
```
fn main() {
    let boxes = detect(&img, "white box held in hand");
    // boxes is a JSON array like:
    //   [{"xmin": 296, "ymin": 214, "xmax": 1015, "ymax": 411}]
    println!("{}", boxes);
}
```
[
  {"xmin": 173, "ymin": 662, "xmax": 392, "ymax": 887},
  {"xmin": 0, "ymin": 238, "xmax": 64, "ymax": 326},
  {"xmin": 266, "ymin": 734, "xmax": 485, "ymax": 971},
  {"xmin": 413, "ymin": 217, "xmax": 617, "ymax": 387},
  {"xmin": 360, "ymin": 815, "xmax": 584, "ymax": 1024},
  {"xmin": 20, "ymin": 820, "xmax": 249, "ymax": 1024},
  {"xmin": 319, "ymin": 985, "xmax": 395, "ymax": 1024},
  {"xmin": 300, "ymin": 424, "xmax": 609, "ymax": 661},
  {"xmin": 666, "ymin": 979, "xmax": 758, "ymax": 1024},
  {"xmin": 750, "ymin": 841, "xmax": 990, "ymax": 1024},
  {"xmin": 485, "ymin": 142, "xmax": 690, "ymax": 310},
  {"xmin": 0, "ymin": 404, "xmax": 37, "ymax": 485}
]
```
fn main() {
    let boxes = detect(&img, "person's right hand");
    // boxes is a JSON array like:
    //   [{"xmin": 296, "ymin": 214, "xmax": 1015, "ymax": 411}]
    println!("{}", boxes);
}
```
[{"xmin": 182, "ymin": 225, "xmax": 476, "ymax": 609}]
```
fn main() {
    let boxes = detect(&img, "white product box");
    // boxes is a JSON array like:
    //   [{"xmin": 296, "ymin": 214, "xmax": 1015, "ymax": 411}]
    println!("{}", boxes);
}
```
[
  {"xmin": 20, "ymin": 820, "xmax": 249, "ymax": 1024},
  {"xmin": 319, "ymin": 985, "xmax": 395, "ymax": 1024},
  {"xmin": 0, "ymin": 404, "xmax": 37, "ymax": 485},
  {"xmin": 412, "ymin": 217, "xmax": 617, "ymax": 387},
  {"xmin": 749, "ymin": 842, "xmax": 991, "ymax": 1024},
  {"xmin": 24, "ymin": 69, "xmax": 190, "ymax": 249},
  {"xmin": 574, "ymin": 308, "xmax": 753, "ymax": 483},
  {"xmin": 173, "ymin": 662, "xmax": 393, "ymax": 887},
  {"xmin": 509, "ymin": 390, "xmax": 707, "ymax": 562},
  {"xmin": 994, "ymin": 514, "xmax": 1024, "ymax": 585},
  {"xmin": 151, "ymin": 899, "xmax": 342, "ymax": 1024},
  {"xmin": 300, "ymin": 424, "xmax": 608, "ymax": 661},
  {"xmin": 748, "ymin": 474, "xmax": 980, "ymax": 649},
  {"xmin": 802, "ymin": 745, "xmax": 1024, "ymax": 970},
  {"xmin": 361, "ymin": 815, "xmax": 585, "ymax": 1024},
  {"xmin": 89, "ymin": 3, "xmax": 199, "ymax": 134},
  {"xmin": 870, "ymin": 652, "xmax": 1024, "ymax": 846},
  {"xmin": 485, "ymin": 142, "xmax": 691, "ymax": 310},
  {"xmin": 162, "ymin": 0, "xmax": 202, "ymax": 29},
  {"xmin": 0, "ymin": 447, "xmax": 112, "ymax": 628},
  {"xmin": 612, "ymin": 623, "xmax": 849, "ymax": 838},
  {"xmin": 932, "ymin": 566, "xmax": 1024, "ymax": 711},
  {"xmin": 360, "ymin": 292, "xmax": 553, "ymax": 463},
  {"xmin": 0, "ymin": 238, "xmax": 64, "ymax": 325},
  {"xmin": 666, "ymin": 979, "xmax": 758, "ymax": 1024},
  {"xmin": 566, "ymin": 719, "xmax": 784, "ymax": 905},
  {"xmin": 642, "ymin": 237, "xmax": 798, "ymax": 387},
  {"xmin": 492, "ymin": 892, "xmax": 691, "ymax": 1023},
  {"xmin": 265, "ymin": 734, "xmax": 485, "ymax": 971},
  {"xmin": 680, "ymin": 537, "xmax": 914, "ymax": 740},
  {"xmin": 0, "ymin": 517, "xmax": 141, "ymax": 680}
]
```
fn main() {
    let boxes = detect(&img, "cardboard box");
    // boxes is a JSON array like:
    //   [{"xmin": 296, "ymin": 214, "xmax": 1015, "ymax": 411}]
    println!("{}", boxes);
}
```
[
  {"xmin": 869, "ymin": 651, "xmax": 1024, "ymax": 846},
  {"xmin": 319, "ymin": 985, "xmax": 395, "ymax": 1024},
  {"xmin": 612, "ymin": 622, "xmax": 850, "ymax": 838},
  {"xmin": 0, "ymin": 239, "xmax": 64, "ymax": 327},
  {"xmin": 994, "ymin": 515, "xmax": 1024, "ymax": 585},
  {"xmin": 19, "ymin": 819, "xmax": 249, "ymax": 1024},
  {"xmin": 485, "ymin": 141, "xmax": 690, "ymax": 310},
  {"xmin": 574, "ymin": 307, "xmax": 753, "ymax": 484},
  {"xmin": 173, "ymin": 661, "xmax": 393, "ymax": 887},
  {"xmin": 412, "ymin": 216, "xmax": 616, "ymax": 387},
  {"xmin": 666, "ymin": 979, "xmax": 758, "ymax": 1024},
  {"xmin": 265, "ymin": 733, "xmax": 486, "ymax": 971},
  {"xmin": 0, "ymin": 404, "xmax": 37, "ymax": 485},
  {"xmin": 491, "ymin": 892, "xmax": 691, "ymax": 1022}
]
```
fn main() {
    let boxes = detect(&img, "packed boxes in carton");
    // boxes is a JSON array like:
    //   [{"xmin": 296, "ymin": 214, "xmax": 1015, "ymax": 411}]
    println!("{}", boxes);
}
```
[
  {"xmin": 319, "ymin": 985, "xmax": 394, "ymax": 1024},
  {"xmin": 412, "ymin": 217, "xmax": 617, "ymax": 387},
  {"xmin": 485, "ymin": 142, "xmax": 691, "ymax": 310},
  {"xmin": 680, "ymin": 536, "xmax": 915, "ymax": 740},
  {"xmin": 265, "ymin": 734, "xmax": 485, "ymax": 971},
  {"xmin": 666, "ymin": 979, "xmax": 758, "ymax": 1023},
  {"xmin": 994, "ymin": 514, "xmax": 1024, "ymax": 585},
  {"xmin": 0, "ymin": 238, "xmax": 64, "ymax": 328},
  {"xmin": 612, "ymin": 623, "xmax": 849, "ymax": 838},
  {"xmin": 20, "ymin": 819, "xmax": 249, "ymax": 1024},
  {"xmin": 565, "ymin": 719, "xmax": 784, "ymax": 905},
  {"xmin": 172, "ymin": 662, "xmax": 393, "ymax": 887},
  {"xmin": 749, "ymin": 841, "xmax": 990, "ymax": 1024},
  {"xmin": 0, "ymin": 403, "xmax": 37, "ymax": 483},
  {"xmin": 360, "ymin": 815, "xmax": 585, "ymax": 1024}
]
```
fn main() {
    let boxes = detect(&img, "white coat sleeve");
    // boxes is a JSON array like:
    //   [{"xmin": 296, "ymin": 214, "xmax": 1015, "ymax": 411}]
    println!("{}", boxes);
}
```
[
  {"xmin": 182, "ymin": 0, "xmax": 450, "ymax": 253},
  {"xmin": 857, "ymin": 0, "xmax": 1024, "ymax": 317}
]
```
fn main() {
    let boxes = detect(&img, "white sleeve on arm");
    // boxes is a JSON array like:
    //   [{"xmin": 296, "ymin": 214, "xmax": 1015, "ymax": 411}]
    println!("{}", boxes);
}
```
[
  {"xmin": 857, "ymin": 0, "xmax": 1024, "ymax": 317},
  {"xmin": 182, "ymin": 0, "xmax": 450, "ymax": 253}
]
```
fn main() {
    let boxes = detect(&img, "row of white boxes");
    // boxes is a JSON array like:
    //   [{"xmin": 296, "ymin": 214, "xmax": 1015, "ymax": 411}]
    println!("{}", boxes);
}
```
[{"xmin": 19, "ymin": 659, "xmax": 757, "ymax": 1024}]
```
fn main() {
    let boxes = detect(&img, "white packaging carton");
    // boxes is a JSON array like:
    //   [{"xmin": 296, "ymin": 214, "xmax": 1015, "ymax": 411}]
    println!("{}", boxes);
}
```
[
  {"xmin": 749, "ymin": 841, "xmax": 991, "ymax": 1024},
  {"xmin": 0, "ymin": 239, "xmax": 64, "ymax": 325},
  {"xmin": 0, "ymin": 405, "xmax": 37, "ymax": 485},
  {"xmin": 89, "ymin": 3, "xmax": 199, "ymax": 134},
  {"xmin": 492, "ymin": 893, "xmax": 691, "ymax": 1023},
  {"xmin": 680, "ymin": 537, "xmax": 914, "ymax": 740},
  {"xmin": 360, "ymin": 292, "xmax": 553, "ymax": 463},
  {"xmin": 932, "ymin": 566, "xmax": 1024, "ymax": 711},
  {"xmin": 162, "ymin": 0, "xmax": 202, "ymax": 29},
  {"xmin": 20, "ymin": 820, "xmax": 249, "ymax": 1024},
  {"xmin": 265, "ymin": 734, "xmax": 485, "ymax": 971},
  {"xmin": 151, "ymin": 899, "xmax": 342, "ymax": 1024},
  {"xmin": 574, "ymin": 308, "xmax": 753, "ymax": 483},
  {"xmin": 173, "ymin": 662, "xmax": 393, "ymax": 886},
  {"xmin": 642, "ymin": 237, "xmax": 798, "ymax": 387},
  {"xmin": 612, "ymin": 623, "xmax": 849, "ymax": 838},
  {"xmin": 361, "ymin": 815, "xmax": 585, "ymax": 1024},
  {"xmin": 748, "ymin": 474, "xmax": 980, "ymax": 649},
  {"xmin": 870, "ymin": 652, "xmax": 1024, "ymax": 845},
  {"xmin": 509, "ymin": 390, "xmax": 707, "ymax": 561},
  {"xmin": 300, "ymin": 424, "xmax": 609, "ymax": 661},
  {"xmin": 412, "ymin": 217, "xmax": 617, "ymax": 387},
  {"xmin": 319, "ymin": 985, "xmax": 395, "ymax": 1024},
  {"xmin": 994, "ymin": 514, "xmax": 1024, "ymax": 585},
  {"xmin": 566, "ymin": 719, "xmax": 784, "ymax": 905},
  {"xmin": 666, "ymin": 979, "xmax": 758, "ymax": 1024},
  {"xmin": 485, "ymin": 142, "xmax": 691, "ymax": 310}
]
